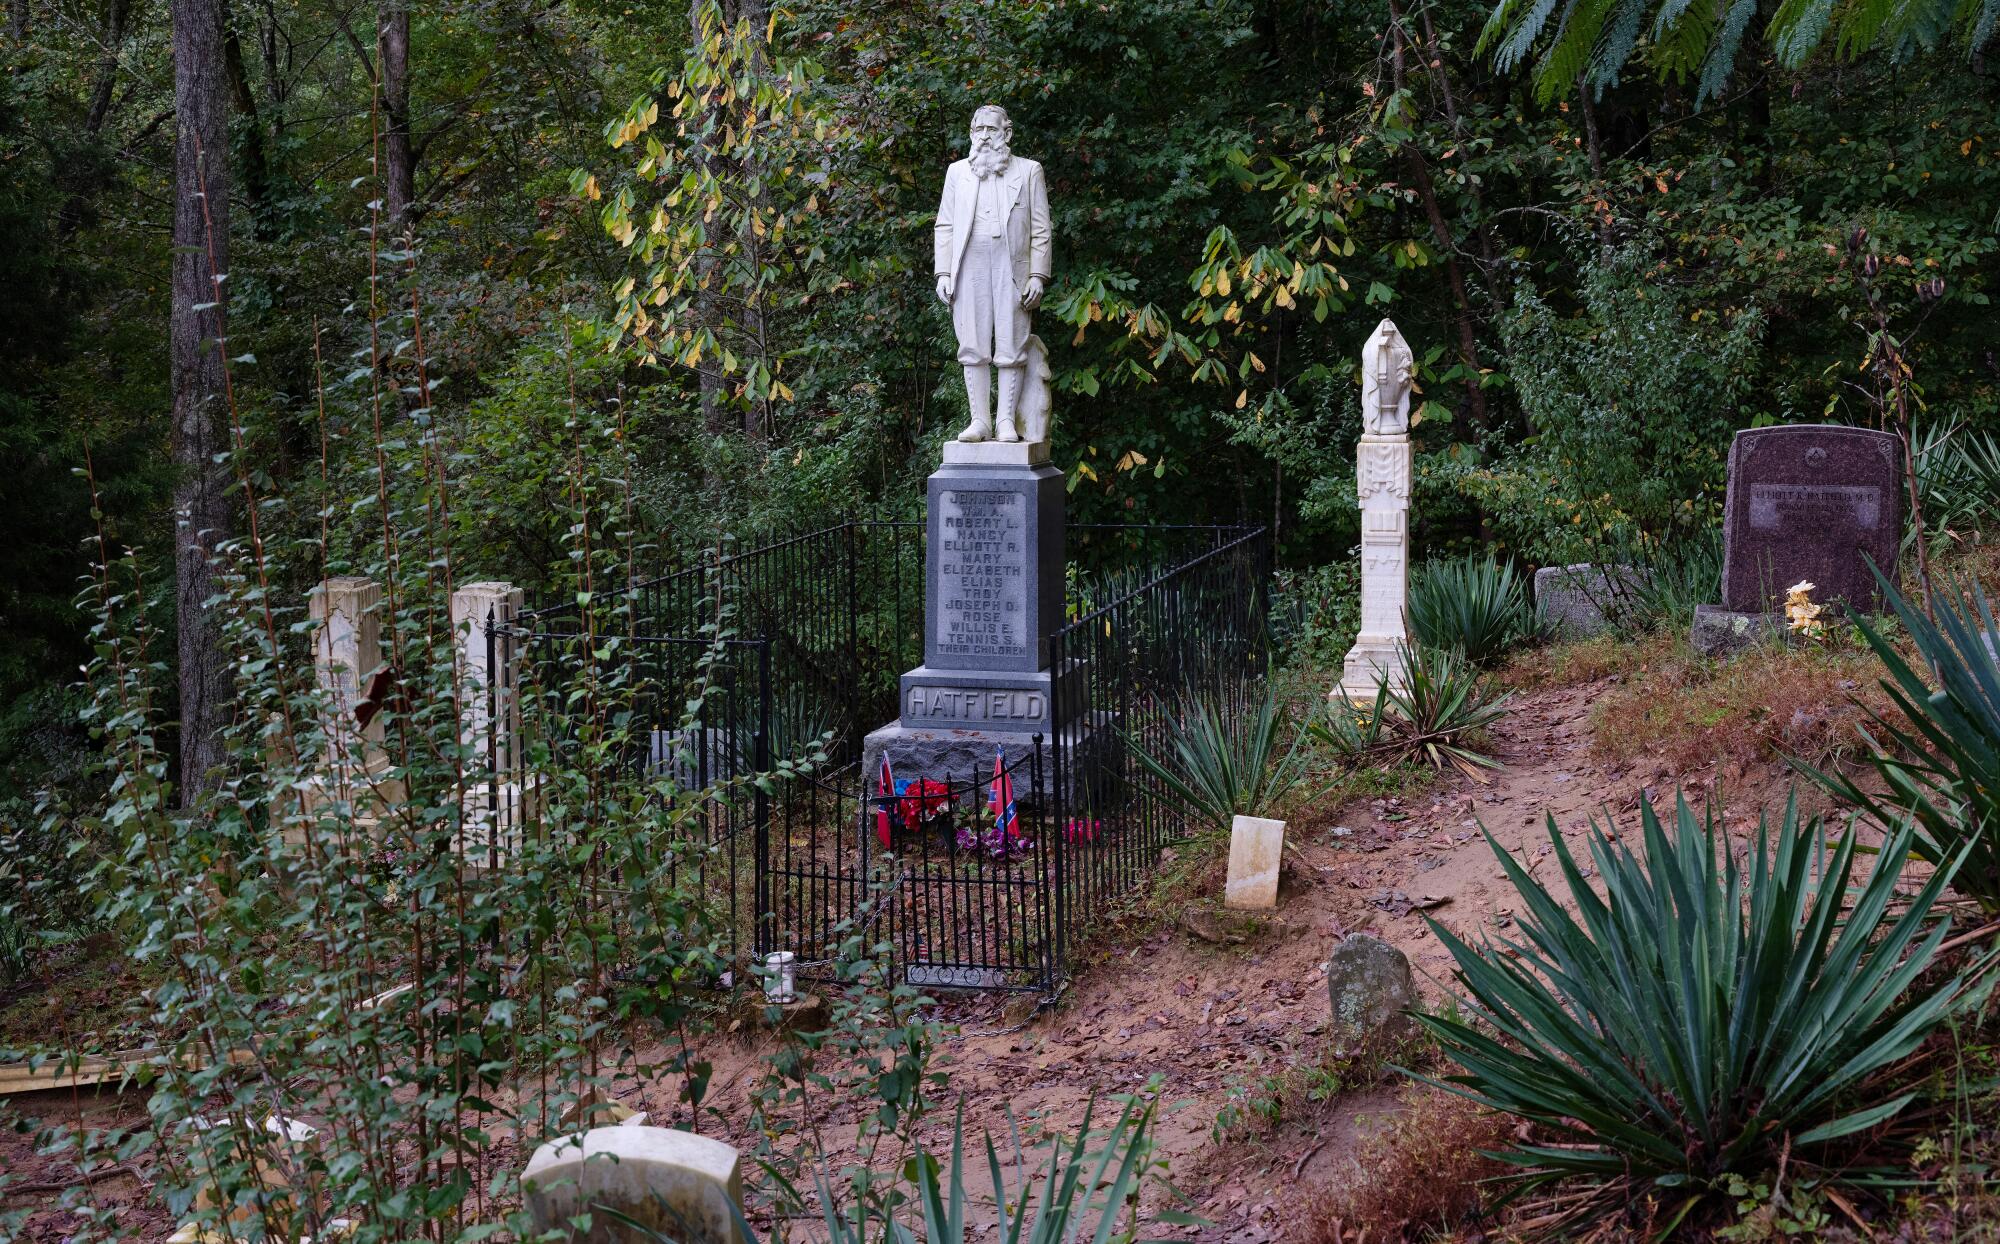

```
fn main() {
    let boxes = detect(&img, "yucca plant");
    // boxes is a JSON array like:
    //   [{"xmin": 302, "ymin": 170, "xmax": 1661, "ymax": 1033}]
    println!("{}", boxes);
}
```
[
  {"xmin": 1407, "ymin": 553, "xmax": 1534, "ymax": 664},
  {"xmin": 1805, "ymin": 565, "xmax": 2000, "ymax": 910},
  {"xmin": 1314, "ymin": 645, "xmax": 1510, "ymax": 776},
  {"xmin": 626, "ymin": 1098, "xmax": 1183, "ymax": 1243},
  {"xmin": 1125, "ymin": 684, "xmax": 1315, "ymax": 831},
  {"xmin": 1619, "ymin": 532, "xmax": 1722, "ymax": 635},
  {"xmin": 1910, "ymin": 421, "xmax": 2000, "ymax": 553},
  {"xmin": 1416, "ymin": 793, "xmax": 1968, "ymax": 1232}
]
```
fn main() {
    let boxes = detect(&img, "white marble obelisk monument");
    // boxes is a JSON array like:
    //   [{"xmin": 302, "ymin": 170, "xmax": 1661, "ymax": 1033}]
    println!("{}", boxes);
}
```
[{"xmin": 1339, "ymin": 319, "xmax": 1415, "ymax": 701}]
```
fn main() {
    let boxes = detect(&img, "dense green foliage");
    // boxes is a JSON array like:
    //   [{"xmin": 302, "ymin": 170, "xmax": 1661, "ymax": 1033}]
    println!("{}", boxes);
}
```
[
  {"xmin": 6, "ymin": 0, "xmax": 1998, "ymax": 804},
  {"xmin": 1421, "ymin": 794, "xmax": 1969, "ymax": 1225}
]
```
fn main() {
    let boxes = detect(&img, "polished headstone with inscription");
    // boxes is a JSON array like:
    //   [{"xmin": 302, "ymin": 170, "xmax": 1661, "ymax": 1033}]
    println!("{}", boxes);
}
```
[
  {"xmin": 893, "ymin": 440, "xmax": 1065, "ymax": 740},
  {"xmin": 864, "ymin": 439, "xmax": 1077, "ymax": 792},
  {"xmin": 1719, "ymin": 425, "xmax": 1901, "ymax": 613},
  {"xmin": 925, "ymin": 464, "xmax": 1062, "ymax": 671}
]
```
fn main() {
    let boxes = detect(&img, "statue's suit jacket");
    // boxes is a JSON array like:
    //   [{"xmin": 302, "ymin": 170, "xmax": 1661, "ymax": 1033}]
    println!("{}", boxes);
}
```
[{"xmin": 933, "ymin": 156, "xmax": 1052, "ymax": 289}]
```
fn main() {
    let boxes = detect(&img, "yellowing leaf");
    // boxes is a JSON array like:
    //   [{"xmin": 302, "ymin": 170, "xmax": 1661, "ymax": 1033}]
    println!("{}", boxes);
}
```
[{"xmin": 1235, "ymin": 389, "xmax": 1248, "ymax": 409}]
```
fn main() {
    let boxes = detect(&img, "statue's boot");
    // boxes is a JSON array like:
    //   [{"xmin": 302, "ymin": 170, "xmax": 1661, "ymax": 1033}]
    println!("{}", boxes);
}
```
[
  {"xmin": 957, "ymin": 365, "xmax": 993, "ymax": 442},
  {"xmin": 994, "ymin": 366, "xmax": 1023, "ymax": 442}
]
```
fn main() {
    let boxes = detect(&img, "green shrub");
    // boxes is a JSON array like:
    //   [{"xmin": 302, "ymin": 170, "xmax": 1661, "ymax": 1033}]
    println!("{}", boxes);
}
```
[
  {"xmin": 1417, "ymin": 793, "xmax": 1968, "ymax": 1229},
  {"xmin": 1807, "ymin": 567, "xmax": 2000, "ymax": 911},
  {"xmin": 1464, "ymin": 252, "xmax": 1763, "ymax": 564},
  {"xmin": 1125, "ymin": 684, "xmax": 1315, "ymax": 830},
  {"xmin": 1315, "ymin": 645, "xmax": 1510, "ymax": 775},
  {"xmin": 1271, "ymin": 560, "xmax": 1361, "ymax": 671},
  {"xmin": 1408, "ymin": 553, "xmax": 1534, "ymax": 662}
]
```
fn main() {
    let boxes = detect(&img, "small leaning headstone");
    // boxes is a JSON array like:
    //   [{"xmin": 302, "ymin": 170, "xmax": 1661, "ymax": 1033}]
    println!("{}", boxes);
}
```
[
  {"xmin": 1223, "ymin": 814, "xmax": 1285, "ymax": 910},
  {"xmin": 1534, "ymin": 563, "xmax": 1652, "ymax": 639},
  {"xmin": 522, "ymin": 1126, "xmax": 748, "ymax": 1244}
]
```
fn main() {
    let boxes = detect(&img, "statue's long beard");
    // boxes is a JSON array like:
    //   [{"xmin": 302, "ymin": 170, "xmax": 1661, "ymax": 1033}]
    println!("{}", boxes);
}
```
[{"xmin": 969, "ymin": 139, "xmax": 1011, "ymax": 179}]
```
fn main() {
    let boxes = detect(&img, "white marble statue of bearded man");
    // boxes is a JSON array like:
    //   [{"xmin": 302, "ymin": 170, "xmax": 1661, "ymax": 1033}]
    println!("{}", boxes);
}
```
[{"xmin": 934, "ymin": 105, "xmax": 1053, "ymax": 443}]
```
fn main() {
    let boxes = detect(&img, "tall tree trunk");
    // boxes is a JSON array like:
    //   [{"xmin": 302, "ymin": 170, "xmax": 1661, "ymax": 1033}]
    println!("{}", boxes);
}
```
[
  {"xmin": 1576, "ymin": 78, "xmax": 1613, "ymax": 256},
  {"xmin": 171, "ymin": 0, "xmax": 234, "ymax": 801},
  {"xmin": 1414, "ymin": 3, "xmax": 1509, "ymax": 309},
  {"xmin": 8, "ymin": 0, "xmax": 27, "ymax": 42},
  {"xmin": 84, "ymin": 0, "xmax": 129, "ymax": 133},
  {"xmin": 378, "ymin": 0, "xmax": 414, "ymax": 235}
]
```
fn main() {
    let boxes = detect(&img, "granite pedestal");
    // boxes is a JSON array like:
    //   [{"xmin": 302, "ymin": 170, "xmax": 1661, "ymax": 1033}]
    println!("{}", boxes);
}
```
[{"xmin": 867, "ymin": 439, "xmax": 1101, "ymax": 800}]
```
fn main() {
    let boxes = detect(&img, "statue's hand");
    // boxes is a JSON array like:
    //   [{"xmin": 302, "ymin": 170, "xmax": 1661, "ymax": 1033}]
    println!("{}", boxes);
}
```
[
  {"xmin": 1020, "ymin": 276, "xmax": 1045, "ymax": 310},
  {"xmin": 936, "ymin": 274, "xmax": 954, "ymax": 305}
]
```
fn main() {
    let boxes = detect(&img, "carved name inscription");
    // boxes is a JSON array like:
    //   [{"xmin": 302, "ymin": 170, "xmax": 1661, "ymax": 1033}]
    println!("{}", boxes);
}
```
[
  {"xmin": 935, "ymin": 489, "xmax": 1027, "ymax": 659},
  {"xmin": 905, "ymin": 686, "xmax": 1046, "ymax": 723},
  {"xmin": 1748, "ymin": 483, "xmax": 1882, "ymax": 531}
]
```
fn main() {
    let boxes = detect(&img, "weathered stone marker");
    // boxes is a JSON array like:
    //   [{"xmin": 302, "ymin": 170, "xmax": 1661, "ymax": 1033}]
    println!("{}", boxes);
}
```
[
  {"xmin": 1325, "ymin": 933, "xmax": 1416, "ymax": 1057},
  {"xmin": 310, "ymin": 576, "xmax": 385, "ymax": 763},
  {"xmin": 1223, "ymin": 814, "xmax": 1285, "ymax": 910},
  {"xmin": 1339, "ymin": 320, "xmax": 1416, "ymax": 700},
  {"xmin": 1534, "ymin": 563, "xmax": 1652, "ymax": 639},
  {"xmin": 1694, "ymin": 425, "xmax": 1902, "ymax": 655},
  {"xmin": 522, "ymin": 1126, "xmax": 748, "ymax": 1244}
]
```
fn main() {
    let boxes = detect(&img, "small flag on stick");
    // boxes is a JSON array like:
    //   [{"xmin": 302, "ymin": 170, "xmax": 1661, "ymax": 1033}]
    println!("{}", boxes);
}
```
[
  {"xmin": 988, "ymin": 744, "xmax": 1019, "ymax": 839},
  {"xmin": 874, "ymin": 751, "xmax": 896, "ymax": 849}
]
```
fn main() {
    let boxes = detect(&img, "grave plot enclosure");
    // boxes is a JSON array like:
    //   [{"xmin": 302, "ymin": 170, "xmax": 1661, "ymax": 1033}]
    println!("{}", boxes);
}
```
[{"xmin": 494, "ymin": 520, "xmax": 1268, "ymax": 993}]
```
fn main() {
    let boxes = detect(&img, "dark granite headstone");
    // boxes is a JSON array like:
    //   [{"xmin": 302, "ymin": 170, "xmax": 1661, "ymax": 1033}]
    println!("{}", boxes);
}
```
[
  {"xmin": 863, "ymin": 447, "xmax": 1081, "ymax": 795},
  {"xmin": 1719, "ymin": 425, "xmax": 1901, "ymax": 614},
  {"xmin": 924, "ymin": 464, "xmax": 1064, "ymax": 672}
]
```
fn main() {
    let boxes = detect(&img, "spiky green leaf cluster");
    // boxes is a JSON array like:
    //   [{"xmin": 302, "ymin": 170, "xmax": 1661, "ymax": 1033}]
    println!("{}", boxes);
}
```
[
  {"xmin": 1808, "ymin": 565, "xmax": 2000, "ymax": 910},
  {"xmin": 1480, "ymin": 0, "xmax": 2000, "ymax": 103},
  {"xmin": 1408, "ymin": 553, "xmax": 1536, "ymax": 664},
  {"xmin": 1418, "ymin": 793, "xmax": 1968, "ymax": 1215}
]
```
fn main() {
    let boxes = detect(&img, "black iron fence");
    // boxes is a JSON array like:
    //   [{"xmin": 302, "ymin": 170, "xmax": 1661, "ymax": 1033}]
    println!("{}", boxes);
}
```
[{"xmin": 493, "ymin": 520, "xmax": 1269, "ymax": 992}]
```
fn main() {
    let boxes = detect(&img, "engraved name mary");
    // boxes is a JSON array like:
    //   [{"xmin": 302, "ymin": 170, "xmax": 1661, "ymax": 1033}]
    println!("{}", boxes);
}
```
[{"xmin": 935, "ymin": 489, "xmax": 1028, "ymax": 658}]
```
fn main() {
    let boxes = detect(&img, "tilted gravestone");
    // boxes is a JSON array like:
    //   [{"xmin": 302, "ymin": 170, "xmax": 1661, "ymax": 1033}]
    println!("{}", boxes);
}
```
[
  {"xmin": 1696, "ymin": 425, "xmax": 1902, "ymax": 655},
  {"xmin": 522, "ymin": 1126, "xmax": 748, "ymax": 1244},
  {"xmin": 1719, "ymin": 424, "xmax": 1902, "ymax": 613}
]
